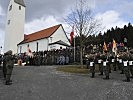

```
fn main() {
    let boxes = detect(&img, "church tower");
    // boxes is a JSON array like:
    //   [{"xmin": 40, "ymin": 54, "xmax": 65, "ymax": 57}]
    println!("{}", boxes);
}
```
[{"xmin": 4, "ymin": 0, "xmax": 25, "ymax": 54}]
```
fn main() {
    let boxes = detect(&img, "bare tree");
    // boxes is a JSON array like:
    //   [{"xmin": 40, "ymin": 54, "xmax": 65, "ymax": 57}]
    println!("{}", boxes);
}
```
[{"xmin": 65, "ymin": 0, "xmax": 101, "ymax": 67}]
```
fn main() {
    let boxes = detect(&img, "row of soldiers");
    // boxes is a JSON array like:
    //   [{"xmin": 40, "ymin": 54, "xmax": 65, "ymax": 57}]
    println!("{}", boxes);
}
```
[
  {"xmin": 86, "ymin": 49, "xmax": 133, "ymax": 82},
  {"xmin": 19, "ymin": 51, "xmax": 71, "ymax": 66}
]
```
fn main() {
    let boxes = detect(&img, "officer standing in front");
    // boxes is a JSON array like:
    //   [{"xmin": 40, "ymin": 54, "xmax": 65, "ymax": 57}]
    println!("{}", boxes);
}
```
[{"xmin": 3, "ymin": 50, "xmax": 15, "ymax": 85}]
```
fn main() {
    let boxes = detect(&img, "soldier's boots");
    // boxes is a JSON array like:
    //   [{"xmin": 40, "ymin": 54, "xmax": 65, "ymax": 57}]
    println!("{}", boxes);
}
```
[
  {"xmin": 91, "ymin": 73, "xmax": 95, "ymax": 78},
  {"xmin": 114, "ymin": 67, "xmax": 116, "ymax": 71},
  {"xmin": 99, "ymin": 72, "xmax": 103, "ymax": 75},
  {"xmin": 123, "ymin": 77, "xmax": 130, "ymax": 82},
  {"xmin": 103, "ymin": 76, "xmax": 109, "ymax": 80},
  {"xmin": 5, "ymin": 80, "xmax": 12, "ymax": 85},
  {"xmin": 120, "ymin": 71, "xmax": 124, "ymax": 74},
  {"xmin": 130, "ymin": 76, "xmax": 133, "ymax": 78}
]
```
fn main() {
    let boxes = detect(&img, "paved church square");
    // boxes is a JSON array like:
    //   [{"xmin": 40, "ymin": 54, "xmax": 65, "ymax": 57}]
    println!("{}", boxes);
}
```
[
  {"xmin": 1, "ymin": 0, "xmax": 133, "ymax": 99},
  {"xmin": 0, "ymin": 65, "xmax": 133, "ymax": 100}
]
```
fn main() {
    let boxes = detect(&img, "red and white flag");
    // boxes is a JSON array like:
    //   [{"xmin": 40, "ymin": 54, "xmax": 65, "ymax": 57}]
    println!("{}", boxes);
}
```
[
  {"xmin": 70, "ymin": 26, "xmax": 74, "ymax": 44},
  {"xmin": 27, "ymin": 47, "xmax": 33, "ymax": 57},
  {"xmin": 103, "ymin": 42, "xmax": 107, "ymax": 52},
  {"xmin": 112, "ymin": 39, "xmax": 117, "ymax": 55}
]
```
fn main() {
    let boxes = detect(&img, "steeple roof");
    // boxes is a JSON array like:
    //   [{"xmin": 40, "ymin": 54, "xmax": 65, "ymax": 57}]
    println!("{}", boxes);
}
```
[{"xmin": 14, "ymin": 0, "xmax": 25, "ymax": 7}]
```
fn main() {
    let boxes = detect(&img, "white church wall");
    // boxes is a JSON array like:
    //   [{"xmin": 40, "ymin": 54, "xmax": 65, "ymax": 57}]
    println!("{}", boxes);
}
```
[
  {"xmin": 50, "ymin": 26, "xmax": 70, "ymax": 46},
  {"xmin": 4, "ymin": 0, "xmax": 25, "ymax": 54},
  {"xmin": 49, "ymin": 44, "xmax": 67, "ymax": 50},
  {"xmin": 18, "ymin": 38, "xmax": 48, "ymax": 53},
  {"xmin": 37, "ymin": 38, "xmax": 48, "ymax": 51}
]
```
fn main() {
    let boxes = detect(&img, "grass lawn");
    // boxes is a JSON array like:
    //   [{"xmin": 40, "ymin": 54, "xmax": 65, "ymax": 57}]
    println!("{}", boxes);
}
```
[
  {"xmin": 56, "ymin": 64, "xmax": 101, "ymax": 74},
  {"xmin": 56, "ymin": 64, "xmax": 104, "ymax": 74}
]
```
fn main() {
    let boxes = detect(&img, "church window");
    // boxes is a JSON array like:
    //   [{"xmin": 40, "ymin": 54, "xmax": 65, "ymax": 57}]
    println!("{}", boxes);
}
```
[
  {"xmin": 7, "ymin": 20, "xmax": 10, "ymax": 25},
  {"xmin": 9, "ymin": 5, "xmax": 12, "ymax": 11},
  {"xmin": 20, "ymin": 46, "xmax": 22, "ymax": 53},
  {"xmin": 36, "ymin": 42, "xmax": 38, "ymax": 52},
  {"xmin": 60, "ymin": 46, "xmax": 62, "ymax": 49},
  {"xmin": 19, "ymin": 6, "xmax": 21, "ymax": 10}
]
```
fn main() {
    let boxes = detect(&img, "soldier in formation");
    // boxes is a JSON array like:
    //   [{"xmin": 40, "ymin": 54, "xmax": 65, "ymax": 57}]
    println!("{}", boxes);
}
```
[
  {"xmin": 121, "ymin": 51, "xmax": 130, "ymax": 82},
  {"xmin": 97, "ymin": 53, "xmax": 103, "ymax": 75},
  {"xmin": 87, "ymin": 53, "xmax": 95, "ymax": 78},
  {"xmin": 86, "ymin": 48, "xmax": 133, "ymax": 82},
  {"xmin": 102, "ymin": 52, "xmax": 110, "ymax": 79},
  {"xmin": 129, "ymin": 49, "xmax": 133, "ymax": 78}
]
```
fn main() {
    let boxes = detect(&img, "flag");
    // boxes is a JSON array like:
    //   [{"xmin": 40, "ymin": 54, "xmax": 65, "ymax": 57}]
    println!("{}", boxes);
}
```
[
  {"xmin": 112, "ymin": 39, "xmax": 117, "ymax": 55},
  {"xmin": 28, "ymin": 47, "xmax": 31, "ymax": 53},
  {"xmin": 112, "ymin": 39, "xmax": 117, "ymax": 52},
  {"xmin": 103, "ymin": 42, "xmax": 107, "ymax": 52},
  {"xmin": 27, "ymin": 47, "xmax": 33, "ymax": 57},
  {"xmin": 70, "ymin": 26, "xmax": 74, "ymax": 44}
]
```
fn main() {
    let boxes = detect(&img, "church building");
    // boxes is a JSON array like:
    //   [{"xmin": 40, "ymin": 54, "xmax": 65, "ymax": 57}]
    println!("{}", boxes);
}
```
[
  {"xmin": 4, "ymin": 0, "xmax": 70, "ymax": 54},
  {"xmin": 17, "ymin": 24, "xmax": 71, "ymax": 53}
]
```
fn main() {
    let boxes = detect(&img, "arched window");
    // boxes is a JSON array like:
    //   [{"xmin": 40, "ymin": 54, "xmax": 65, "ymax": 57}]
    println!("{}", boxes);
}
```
[
  {"xmin": 19, "ymin": 6, "xmax": 21, "ymax": 10},
  {"xmin": 7, "ymin": 20, "xmax": 10, "ymax": 25},
  {"xmin": 20, "ymin": 46, "xmax": 22, "ymax": 53},
  {"xmin": 9, "ymin": 5, "xmax": 12, "ymax": 11}
]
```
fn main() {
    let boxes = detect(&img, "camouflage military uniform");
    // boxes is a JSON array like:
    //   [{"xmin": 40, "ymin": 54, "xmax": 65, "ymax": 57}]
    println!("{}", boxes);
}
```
[
  {"xmin": 122, "ymin": 52, "xmax": 130, "ymax": 82},
  {"xmin": 88, "ymin": 54, "xmax": 95, "ymax": 78},
  {"xmin": 119, "ymin": 52, "xmax": 124, "ymax": 74},
  {"xmin": 110, "ymin": 52, "xmax": 117, "ymax": 71},
  {"xmin": 4, "ymin": 50, "xmax": 15, "ymax": 85},
  {"xmin": 102, "ymin": 53, "xmax": 110, "ymax": 80},
  {"xmin": 129, "ymin": 49, "xmax": 133, "ymax": 78},
  {"xmin": 98, "ymin": 53, "xmax": 103, "ymax": 75}
]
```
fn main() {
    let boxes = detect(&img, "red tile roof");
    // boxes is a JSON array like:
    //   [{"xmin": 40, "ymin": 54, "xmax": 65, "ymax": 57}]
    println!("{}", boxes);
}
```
[{"xmin": 19, "ymin": 24, "xmax": 61, "ymax": 44}]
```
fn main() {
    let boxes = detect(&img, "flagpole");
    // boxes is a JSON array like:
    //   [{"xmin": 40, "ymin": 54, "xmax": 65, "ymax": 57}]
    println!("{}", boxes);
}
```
[{"xmin": 74, "ymin": 35, "xmax": 76, "ymax": 62}]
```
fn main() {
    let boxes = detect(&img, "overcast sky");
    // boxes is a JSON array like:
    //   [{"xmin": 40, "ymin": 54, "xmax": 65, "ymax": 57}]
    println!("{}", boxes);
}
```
[{"xmin": 0, "ymin": 0, "xmax": 133, "ymax": 49}]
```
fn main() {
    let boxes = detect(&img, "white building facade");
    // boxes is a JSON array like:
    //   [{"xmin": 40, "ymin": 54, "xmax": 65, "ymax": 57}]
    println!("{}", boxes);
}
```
[
  {"xmin": 17, "ymin": 24, "xmax": 71, "ymax": 53},
  {"xmin": 4, "ymin": 0, "xmax": 25, "ymax": 54}
]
